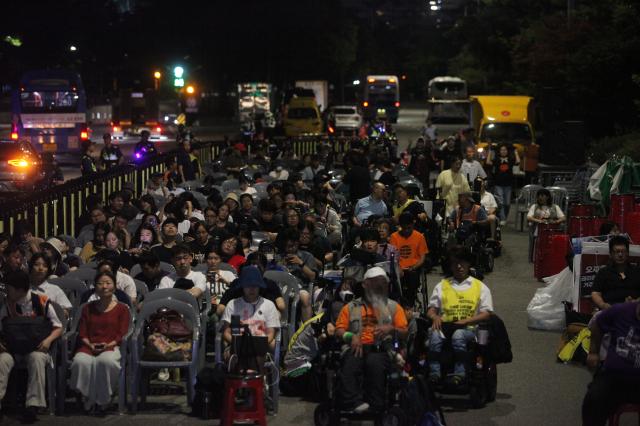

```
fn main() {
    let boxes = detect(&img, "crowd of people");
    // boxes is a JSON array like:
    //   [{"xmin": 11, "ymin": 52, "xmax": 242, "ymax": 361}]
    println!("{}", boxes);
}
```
[{"xmin": 0, "ymin": 122, "xmax": 636, "ymax": 426}]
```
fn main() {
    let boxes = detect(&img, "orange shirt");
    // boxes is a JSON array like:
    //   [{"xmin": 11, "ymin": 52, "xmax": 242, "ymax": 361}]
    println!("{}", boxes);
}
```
[
  {"xmin": 335, "ymin": 301, "xmax": 408, "ymax": 345},
  {"xmin": 389, "ymin": 230, "xmax": 428, "ymax": 269}
]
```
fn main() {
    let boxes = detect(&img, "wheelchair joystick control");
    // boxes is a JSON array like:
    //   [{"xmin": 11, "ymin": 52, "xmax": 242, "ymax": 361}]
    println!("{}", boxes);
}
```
[{"xmin": 477, "ymin": 328, "xmax": 489, "ymax": 346}]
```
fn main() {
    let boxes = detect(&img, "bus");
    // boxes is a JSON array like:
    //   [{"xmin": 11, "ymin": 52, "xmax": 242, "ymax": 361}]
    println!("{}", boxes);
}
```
[
  {"xmin": 362, "ymin": 75, "xmax": 400, "ymax": 123},
  {"xmin": 11, "ymin": 70, "xmax": 88, "ymax": 154}
]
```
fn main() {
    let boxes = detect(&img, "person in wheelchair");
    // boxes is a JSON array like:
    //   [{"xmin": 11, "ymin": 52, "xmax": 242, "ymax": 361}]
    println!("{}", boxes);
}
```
[
  {"xmin": 335, "ymin": 267, "xmax": 408, "ymax": 413},
  {"xmin": 426, "ymin": 248, "xmax": 493, "ymax": 386},
  {"xmin": 447, "ymin": 192, "xmax": 489, "ymax": 244}
]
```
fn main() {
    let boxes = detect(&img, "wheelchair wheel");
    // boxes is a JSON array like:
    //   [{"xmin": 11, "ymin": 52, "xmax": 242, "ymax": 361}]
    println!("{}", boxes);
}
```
[
  {"xmin": 486, "ymin": 364, "xmax": 498, "ymax": 402},
  {"xmin": 314, "ymin": 402, "xmax": 339, "ymax": 426},
  {"xmin": 376, "ymin": 407, "xmax": 407, "ymax": 426},
  {"xmin": 469, "ymin": 380, "xmax": 487, "ymax": 409}
]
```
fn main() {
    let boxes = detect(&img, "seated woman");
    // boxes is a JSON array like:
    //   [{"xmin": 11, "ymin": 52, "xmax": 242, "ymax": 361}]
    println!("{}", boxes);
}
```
[
  {"xmin": 218, "ymin": 231, "xmax": 246, "ymax": 272},
  {"xmin": 70, "ymin": 271, "xmax": 130, "ymax": 413},
  {"xmin": 79, "ymin": 222, "xmax": 111, "ymax": 264}
]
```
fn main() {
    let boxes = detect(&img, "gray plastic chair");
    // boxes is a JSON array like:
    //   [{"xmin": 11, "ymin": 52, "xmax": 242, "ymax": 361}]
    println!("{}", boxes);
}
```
[
  {"xmin": 546, "ymin": 186, "xmax": 569, "ymax": 216},
  {"xmin": 57, "ymin": 302, "xmax": 133, "ymax": 414},
  {"xmin": 48, "ymin": 277, "xmax": 88, "ymax": 309},
  {"xmin": 78, "ymin": 260, "xmax": 98, "ymax": 270},
  {"xmin": 218, "ymin": 262, "xmax": 237, "ymax": 274},
  {"xmin": 133, "ymin": 279, "xmax": 149, "ymax": 304},
  {"xmin": 193, "ymin": 263, "xmax": 208, "ymax": 273},
  {"xmin": 65, "ymin": 268, "xmax": 98, "ymax": 285},
  {"xmin": 130, "ymin": 299, "xmax": 201, "ymax": 412},
  {"xmin": 129, "ymin": 261, "xmax": 175, "ymax": 278},
  {"xmin": 126, "ymin": 219, "xmax": 142, "ymax": 235},
  {"xmin": 263, "ymin": 270, "xmax": 302, "ymax": 349},
  {"xmin": 221, "ymin": 179, "xmax": 239, "ymax": 193},
  {"xmin": 514, "ymin": 184, "xmax": 543, "ymax": 231}
]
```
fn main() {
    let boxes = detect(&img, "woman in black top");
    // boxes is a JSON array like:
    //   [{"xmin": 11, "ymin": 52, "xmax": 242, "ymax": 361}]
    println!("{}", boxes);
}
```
[
  {"xmin": 487, "ymin": 143, "xmax": 520, "ymax": 225},
  {"xmin": 188, "ymin": 221, "xmax": 214, "ymax": 265}
]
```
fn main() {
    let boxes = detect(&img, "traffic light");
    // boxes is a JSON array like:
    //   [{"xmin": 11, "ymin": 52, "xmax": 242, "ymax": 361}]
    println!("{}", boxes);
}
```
[
  {"xmin": 153, "ymin": 71, "xmax": 161, "ymax": 90},
  {"xmin": 173, "ymin": 66, "xmax": 185, "ymax": 87}
]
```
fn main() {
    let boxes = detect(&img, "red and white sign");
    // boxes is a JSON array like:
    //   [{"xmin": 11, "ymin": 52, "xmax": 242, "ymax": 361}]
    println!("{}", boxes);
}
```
[{"xmin": 573, "ymin": 242, "xmax": 640, "ymax": 313}]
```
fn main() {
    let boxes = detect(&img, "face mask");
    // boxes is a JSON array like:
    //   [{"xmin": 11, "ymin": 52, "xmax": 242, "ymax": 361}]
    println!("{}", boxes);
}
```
[{"xmin": 339, "ymin": 290, "xmax": 354, "ymax": 302}]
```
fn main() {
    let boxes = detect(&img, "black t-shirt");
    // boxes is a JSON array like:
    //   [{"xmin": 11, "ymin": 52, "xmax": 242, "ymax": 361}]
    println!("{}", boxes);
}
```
[
  {"xmin": 151, "ymin": 244, "xmax": 175, "ymax": 264},
  {"xmin": 300, "ymin": 236, "xmax": 332, "ymax": 264},
  {"xmin": 378, "ymin": 171, "xmax": 397, "ymax": 187},
  {"xmin": 592, "ymin": 264, "xmax": 640, "ymax": 305},
  {"xmin": 189, "ymin": 239, "xmax": 214, "ymax": 265},
  {"xmin": 134, "ymin": 270, "xmax": 169, "ymax": 292},
  {"xmin": 437, "ymin": 147, "xmax": 458, "ymax": 171},
  {"xmin": 177, "ymin": 149, "xmax": 196, "ymax": 181},
  {"xmin": 219, "ymin": 278, "xmax": 283, "ymax": 307},
  {"xmin": 344, "ymin": 165, "xmax": 371, "ymax": 202},
  {"xmin": 492, "ymin": 156, "xmax": 515, "ymax": 186},
  {"xmin": 256, "ymin": 218, "xmax": 282, "ymax": 234}
]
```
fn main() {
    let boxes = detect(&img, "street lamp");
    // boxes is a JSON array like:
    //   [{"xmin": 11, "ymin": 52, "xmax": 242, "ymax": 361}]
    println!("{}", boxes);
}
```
[
  {"xmin": 153, "ymin": 71, "xmax": 162, "ymax": 90},
  {"xmin": 186, "ymin": 85, "xmax": 195, "ymax": 94},
  {"xmin": 69, "ymin": 45, "xmax": 77, "ymax": 52},
  {"xmin": 154, "ymin": 71, "xmax": 162, "ymax": 79}
]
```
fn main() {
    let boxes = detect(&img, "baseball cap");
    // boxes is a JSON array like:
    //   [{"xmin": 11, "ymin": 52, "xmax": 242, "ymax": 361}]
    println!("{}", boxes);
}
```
[{"xmin": 363, "ymin": 266, "xmax": 389, "ymax": 283}]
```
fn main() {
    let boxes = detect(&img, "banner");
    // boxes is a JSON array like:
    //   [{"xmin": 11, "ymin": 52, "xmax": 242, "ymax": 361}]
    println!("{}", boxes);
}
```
[
  {"xmin": 21, "ymin": 113, "xmax": 86, "ymax": 128},
  {"xmin": 573, "ymin": 242, "xmax": 640, "ymax": 313}
]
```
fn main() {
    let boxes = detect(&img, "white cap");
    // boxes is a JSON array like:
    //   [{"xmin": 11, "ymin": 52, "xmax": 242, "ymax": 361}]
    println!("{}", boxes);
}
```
[{"xmin": 363, "ymin": 266, "xmax": 389, "ymax": 283}]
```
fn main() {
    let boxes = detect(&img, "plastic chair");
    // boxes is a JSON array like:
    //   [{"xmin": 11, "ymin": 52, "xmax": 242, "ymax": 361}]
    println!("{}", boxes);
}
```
[
  {"xmin": 263, "ymin": 271, "xmax": 301, "ymax": 349},
  {"xmin": 513, "ymin": 184, "xmax": 543, "ymax": 231},
  {"xmin": 126, "ymin": 219, "xmax": 142, "ymax": 235},
  {"xmin": 78, "ymin": 260, "xmax": 98, "ymax": 270},
  {"xmin": 608, "ymin": 403, "xmax": 640, "ymax": 426},
  {"xmin": 133, "ymin": 279, "xmax": 149, "ymax": 304},
  {"xmin": 65, "ymin": 268, "xmax": 98, "ymax": 285},
  {"xmin": 193, "ymin": 263, "xmax": 208, "ymax": 273},
  {"xmin": 221, "ymin": 374, "xmax": 267, "ymax": 426},
  {"xmin": 130, "ymin": 299, "xmax": 201, "ymax": 412},
  {"xmin": 48, "ymin": 277, "xmax": 88, "ymax": 310},
  {"xmin": 218, "ymin": 262, "xmax": 237, "ymax": 274},
  {"xmin": 129, "ymin": 261, "xmax": 175, "ymax": 278},
  {"xmin": 221, "ymin": 179, "xmax": 240, "ymax": 193},
  {"xmin": 57, "ymin": 302, "xmax": 134, "ymax": 415}
]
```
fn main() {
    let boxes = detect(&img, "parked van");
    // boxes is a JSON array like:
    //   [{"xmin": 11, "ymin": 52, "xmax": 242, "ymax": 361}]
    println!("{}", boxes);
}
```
[{"xmin": 283, "ymin": 97, "xmax": 323, "ymax": 137}]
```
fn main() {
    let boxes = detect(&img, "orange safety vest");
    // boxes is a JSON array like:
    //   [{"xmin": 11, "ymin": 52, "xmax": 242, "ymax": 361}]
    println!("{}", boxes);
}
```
[{"xmin": 455, "ymin": 204, "xmax": 481, "ymax": 228}]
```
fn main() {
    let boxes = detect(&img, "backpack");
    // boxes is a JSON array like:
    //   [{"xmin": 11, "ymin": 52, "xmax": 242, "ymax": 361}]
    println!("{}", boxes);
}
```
[
  {"xmin": 400, "ymin": 374, "xmax": 446, "ymax": 426},
  {"xmin": 192, "ymin": 365, "xmax": 226, "ymax": 419},
  {"xmin": 2, "ymin": 293, "xmax": 53, "ymax": 355}
]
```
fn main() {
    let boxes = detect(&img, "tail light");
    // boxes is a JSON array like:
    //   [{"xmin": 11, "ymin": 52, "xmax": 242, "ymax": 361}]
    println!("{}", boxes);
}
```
[
  {"xmin": 363, "ymin": 101, "xmax": 369, "ymax": 107},
  {"xmin": 80, "ymin": 130, "xmax": 89, "ymax": 140},
  {"xmin": 10, "ymin": 132, "xmax": 18, "ymax": 140},
  {"xmin": 155, "ymin": 126, "xmax": 162, "ymax": 133},
  {"xmin": 328, "ymin": 126, "xmax": 335, "ymax": 134},
  {"xmin": 394, "ymin": 101, "xmax": 400, "ymax": 108},
  {"xmin": 8, "ymin": 159, "xmax": 29, "ymax": 168},
  {"xmin": 112, "ymin": 126, "xmax": 120, "ymax": 133}
]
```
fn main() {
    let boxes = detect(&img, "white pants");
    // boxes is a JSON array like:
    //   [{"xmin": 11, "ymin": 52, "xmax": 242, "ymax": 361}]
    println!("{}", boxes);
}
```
[
  {"xmin": 0, "ymin": 351, "xmax": 50, "ymax": 408},
  {"xmin": 70, "ymin": 348, "xmax": 121, "ymax": 407}
]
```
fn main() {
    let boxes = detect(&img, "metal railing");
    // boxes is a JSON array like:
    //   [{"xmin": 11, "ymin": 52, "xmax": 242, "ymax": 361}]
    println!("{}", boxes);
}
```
[{"xmin": 0, "ymin": 141, "xmax": 224, "ymax": 239}]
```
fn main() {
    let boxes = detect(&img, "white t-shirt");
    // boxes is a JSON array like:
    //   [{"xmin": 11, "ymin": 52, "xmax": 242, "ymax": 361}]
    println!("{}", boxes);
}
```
[
  {"xmin": 221, "ymin": 296, "xmax": 280, "ymax": 337},
  {"xmin": 159, "ymin": 270, "xmax": 207, "ymax": 294},
  {"xmin": 0, "ymin": 290, "xmax": 62, "ymax": 328},
  {"xmin": 527, "ymin": 204, "xmax": 565, "ymax": 221},
  {"xmin": 241, "ymin": 187, "xmax": 258, "ymax": 196},
  {"xmin": 269, "ymin": 170, "xmax": 289, "ymax": 180},
  {"xmin": 209, "ymin": 269, "xmax": 238, "ymax": 304},
  {"xmin": 178, "ymin": 219, "xmax": 191, "ymax": 236},
  {"xmin": 428, "ymin": 277, "xmax": 493, "ymax": 315},
  {"xmin": 34, "ymin": 281, "xmax": 72, "ymax": 310},
  {"xmin": 480, "ymin": 192, "xmax": 498, "ymax": 213}
]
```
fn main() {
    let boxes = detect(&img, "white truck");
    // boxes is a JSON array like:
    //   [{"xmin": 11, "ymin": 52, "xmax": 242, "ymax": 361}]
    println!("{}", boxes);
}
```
[
  {"xmin": 294, "ymin": 80, "xmax": 329, "ymax": 112},
  {"xmin": 426, "ymin": 76, "xmax": 471, "ymax": 134}
]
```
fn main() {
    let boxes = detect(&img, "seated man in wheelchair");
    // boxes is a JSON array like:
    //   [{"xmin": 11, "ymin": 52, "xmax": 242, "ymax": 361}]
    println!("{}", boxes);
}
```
[
  {"xmin": 447, "ymin": 191, "xmax": 490, "ymax": 245},
  {"xmin": 335, "ymin": 267, "xmax": 408, "ymax": 413},
  {"xmin": 426, "ymin": 247, "xmax": 493, "ymax": 386}
]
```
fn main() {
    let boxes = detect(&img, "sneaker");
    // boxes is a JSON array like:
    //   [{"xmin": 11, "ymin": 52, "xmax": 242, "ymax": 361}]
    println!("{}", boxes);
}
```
[{"xmin": 353, "ymin": 402, "xmax": 370, "ymax": 414}]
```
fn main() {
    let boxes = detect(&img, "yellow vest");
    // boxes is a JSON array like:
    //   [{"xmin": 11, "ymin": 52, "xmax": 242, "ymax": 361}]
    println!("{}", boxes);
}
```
[
  {"xmin": 441, "ymin": 278, "xmax": 482, "ymax": 322},
  {"xmin": 393, "ymin": 199, "xmax": 415, "ymax": 217}
]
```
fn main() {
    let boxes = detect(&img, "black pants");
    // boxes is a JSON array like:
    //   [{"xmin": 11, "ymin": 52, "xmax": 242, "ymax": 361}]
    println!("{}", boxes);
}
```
[
  {"xmin": 582, "ymin": 371, "xmax": 640, "ymax": 426},
  {"xmin": 338, "ymin": 348, "xmax": 389, "ymax": 411},
  {"xmin": 401, "ymin": 269, "xmax": 421, "ymax": 307}
]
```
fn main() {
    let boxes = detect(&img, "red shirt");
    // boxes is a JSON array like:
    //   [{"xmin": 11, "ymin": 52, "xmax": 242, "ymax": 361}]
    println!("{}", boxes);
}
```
[
  {"xmin": 227, "ymin": 254, "xmax": 247, "ymax": 272},
  {"xmin": 77, "ymin": 301, "xmax": 130, "ymax": 355}
]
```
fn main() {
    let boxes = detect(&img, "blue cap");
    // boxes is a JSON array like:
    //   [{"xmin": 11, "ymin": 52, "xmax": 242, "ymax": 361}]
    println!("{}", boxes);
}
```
[{"xmin": 238, "ymin": 265, "xmax": 266, "ymax": 289}]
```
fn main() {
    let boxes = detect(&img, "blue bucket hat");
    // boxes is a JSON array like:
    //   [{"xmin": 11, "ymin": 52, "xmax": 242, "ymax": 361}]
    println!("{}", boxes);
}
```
[{"xmin": 238, "ymin": 265, "xmax": 266, "ymax": 289}]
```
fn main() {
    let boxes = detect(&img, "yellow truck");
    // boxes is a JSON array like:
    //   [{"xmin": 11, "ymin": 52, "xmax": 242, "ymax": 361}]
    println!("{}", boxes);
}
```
[{"xmin": 471, "ymin": 95, "xmax": 535, "ymax": 161}]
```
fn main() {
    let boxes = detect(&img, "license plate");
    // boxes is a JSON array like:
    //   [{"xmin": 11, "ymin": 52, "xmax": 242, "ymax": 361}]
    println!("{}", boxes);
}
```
[{"xmin": 43, "ymin": 144, "xmax": 57, "ymax": 152}]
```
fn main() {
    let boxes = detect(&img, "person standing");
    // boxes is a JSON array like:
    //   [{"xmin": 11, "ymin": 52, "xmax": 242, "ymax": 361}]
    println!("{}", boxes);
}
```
[
  {"xmin": 436, "ymin": 156, "xmax": 470, "ymax": 216},
  {"xmin": 100, "ymin": 133, "xmax": 123, "ymax": 171},
  {"xmin": 81, "ymin": 141, "xmax": 99, "ymax": 176},
  {"xmin": 177, "ymin": 139, "xmax": 197, "ymax": 183},
  {"xmin": 461, "ymin": 146, "xmax": 487, "ymax": 183},
  {"xmin": 486, "ymin": 143, "xmax": 520, "ymax": 226}
]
